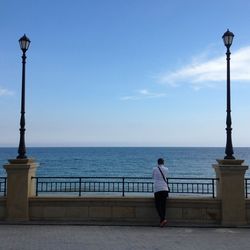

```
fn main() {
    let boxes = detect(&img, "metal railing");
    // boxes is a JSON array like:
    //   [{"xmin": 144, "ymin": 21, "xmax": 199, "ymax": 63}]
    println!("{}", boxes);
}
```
[
  {"xmin": 168, "ymin": 177, "xmax": 217, "ymax": 198},
  {"xmin": 1, "ymin": 175, "xmax": 250, "ymax": 198},
  {"xmin": 31, "ymin": 176, "xmax": 217, "ymax": 198},
  {"xmin": 0, "ymin": 177, "xmax": 7, "ymax": 197}
]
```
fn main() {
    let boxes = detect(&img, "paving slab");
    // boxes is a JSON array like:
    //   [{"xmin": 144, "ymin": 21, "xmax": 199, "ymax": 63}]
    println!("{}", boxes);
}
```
[{"xmin": 0, "ymin": 225, "xmax": 249, "ymax": 250}]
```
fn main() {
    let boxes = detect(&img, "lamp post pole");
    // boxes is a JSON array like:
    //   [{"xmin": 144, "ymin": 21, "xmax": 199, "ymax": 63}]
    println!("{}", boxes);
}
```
[
  {"xmin": 222, "ymin": 29, "xmax": 235, "ymax": 160},
  {"xmin": 17, "ymin": 34, "xmax": 30, "ymax": 159}
]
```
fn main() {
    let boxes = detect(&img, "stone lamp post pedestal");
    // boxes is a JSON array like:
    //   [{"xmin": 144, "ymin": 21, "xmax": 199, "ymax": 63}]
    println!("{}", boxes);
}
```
[
  {"xmin": 213, "ymin": 159, "xmax": 248, "ymax": 226},
  {"xmin": 4, "ymin": 158, "xmax": 38, "ymax": 221}
]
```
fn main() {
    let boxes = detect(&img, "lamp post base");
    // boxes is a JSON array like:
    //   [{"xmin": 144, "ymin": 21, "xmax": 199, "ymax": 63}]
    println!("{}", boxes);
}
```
[
  {"xmin": 213, "ymin": 159, "xmax": 248, "ymax": 226},
  {"xmin": 3, "ymin": 158, "xmax": 38, "ymax": 221}
]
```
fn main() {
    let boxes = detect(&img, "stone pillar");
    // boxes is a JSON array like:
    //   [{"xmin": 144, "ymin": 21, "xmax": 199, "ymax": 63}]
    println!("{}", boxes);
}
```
[
  {"xmin": 4, "ymin": 158, "xmax": 38, "ymax": 221},
  {"xmin": 213, "ymin": 159, "xmax": 248, "ymax": 226}
]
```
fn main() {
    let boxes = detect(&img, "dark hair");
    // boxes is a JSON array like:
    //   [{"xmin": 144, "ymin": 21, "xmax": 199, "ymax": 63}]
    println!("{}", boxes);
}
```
[{"xmin": 157, "ymin": 158, "xmax": 164, "ymax": 165}]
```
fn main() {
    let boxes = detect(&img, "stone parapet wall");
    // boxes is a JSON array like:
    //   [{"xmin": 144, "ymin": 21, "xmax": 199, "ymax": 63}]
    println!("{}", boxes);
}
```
[{"xmin": 29, "ymin": 196, "xmax": 221, "ymax": 225}]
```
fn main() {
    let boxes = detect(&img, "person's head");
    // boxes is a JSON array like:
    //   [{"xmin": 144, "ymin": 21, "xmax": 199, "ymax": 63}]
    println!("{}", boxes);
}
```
[{"xmin": 157, "ymin": 158, "xmax": 164, "ymax": 165}]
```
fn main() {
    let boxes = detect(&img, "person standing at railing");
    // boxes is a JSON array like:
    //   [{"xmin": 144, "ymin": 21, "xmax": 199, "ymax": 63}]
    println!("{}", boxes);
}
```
[{"xmin": 152, "ymin": 158, "xmax": 169, "ymax": 227}]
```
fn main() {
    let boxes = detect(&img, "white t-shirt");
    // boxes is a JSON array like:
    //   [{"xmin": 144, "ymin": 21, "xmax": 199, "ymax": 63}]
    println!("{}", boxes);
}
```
[{"xmin": 152, "ymin": 164, "xmax": 169, "ymax": 193}]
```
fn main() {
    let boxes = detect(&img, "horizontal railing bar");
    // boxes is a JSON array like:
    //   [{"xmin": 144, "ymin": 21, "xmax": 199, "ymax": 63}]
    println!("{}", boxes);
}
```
[
  {"xmin": 31, "ymin": 176, "xmax": 152, "ymax": 179},
  {"xmin": 31, "ymin": 176, "xmax": 218, "ymax": 180}
]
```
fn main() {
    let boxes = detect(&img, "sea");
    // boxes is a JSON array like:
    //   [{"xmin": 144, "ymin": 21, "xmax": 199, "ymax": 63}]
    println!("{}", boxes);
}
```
[{"xmin": 0, "ymin": 147, "xmax": 250, "ymax": 178}]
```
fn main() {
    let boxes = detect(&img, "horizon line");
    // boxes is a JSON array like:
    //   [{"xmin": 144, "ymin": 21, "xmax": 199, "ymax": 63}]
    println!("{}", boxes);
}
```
[{"xmin": 1, "ymin": 146, "xmax": 250, "ymax": 148}]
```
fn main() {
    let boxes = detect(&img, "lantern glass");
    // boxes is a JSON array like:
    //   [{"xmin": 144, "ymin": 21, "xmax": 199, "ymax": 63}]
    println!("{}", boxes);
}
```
[
  {"xmin": 19, "ymin": 34, "xmax": 31, "ymax": 51},
  {"xmin": 222, "ymin": 29, "xmax": 234, "ymax": 47}
]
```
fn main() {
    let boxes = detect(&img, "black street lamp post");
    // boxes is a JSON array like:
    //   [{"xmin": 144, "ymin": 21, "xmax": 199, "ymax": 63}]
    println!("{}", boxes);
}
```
[
  {"xmin": 222, "ymin": 29, "xmax": 235, "ymax": 160},
  {"xmin": 17, "ymin": 34, "xmax": 31, "ymax": 159}
]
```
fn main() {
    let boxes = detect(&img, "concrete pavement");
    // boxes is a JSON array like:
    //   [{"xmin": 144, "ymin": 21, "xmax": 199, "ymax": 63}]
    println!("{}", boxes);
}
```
[{"xmin": 0, "ymin": 225, "xmax": 249, "ymax": 250}]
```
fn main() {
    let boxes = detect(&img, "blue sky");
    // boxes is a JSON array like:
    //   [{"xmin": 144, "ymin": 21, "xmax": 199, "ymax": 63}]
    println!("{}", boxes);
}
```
[{"xmin": 1, "ymin": 0, "xmax": 250, "ymax": 147}]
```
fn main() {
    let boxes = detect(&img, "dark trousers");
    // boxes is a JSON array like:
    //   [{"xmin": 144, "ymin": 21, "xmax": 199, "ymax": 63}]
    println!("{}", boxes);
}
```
[{"xmin": 154, "ymin": 191, "xmax": 168, "ymax": 222}]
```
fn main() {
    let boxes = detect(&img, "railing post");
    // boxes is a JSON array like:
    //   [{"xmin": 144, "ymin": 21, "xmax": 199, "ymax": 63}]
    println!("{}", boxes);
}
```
[
  {"xmin": 212, "ymin": 178, "xmax": 215, "ymax": 198},
  {"xmin": 4, "ymin": 178, "xmax": 7, "ymax": 197},
  {"xmin": 245, "ymin": 179, "xmax": 248, "ymax": 199},
  {"xmin": 79, "ymin": 177, "xmax": 82, "ymax": 197},
  {"xmin": 122, "ymin": 177, "xmax": 125, "ymax": 197},
  {"xmin": 35, "ymin": 177, "xmax": 38, "ymax": 196}
]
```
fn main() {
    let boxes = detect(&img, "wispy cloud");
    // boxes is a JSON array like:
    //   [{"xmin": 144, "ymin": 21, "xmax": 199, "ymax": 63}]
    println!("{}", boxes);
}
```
[
  {"xmin": 121, "ymin": 89, "xmax": 166, "ymax": 101},
  {"xmin": 158, "ymin": 46, "xmax": 250, "ymax": 90},
  {"xmin": 0, "ymin": 87, "xmax": 14, "ymax": 96}
]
